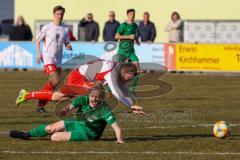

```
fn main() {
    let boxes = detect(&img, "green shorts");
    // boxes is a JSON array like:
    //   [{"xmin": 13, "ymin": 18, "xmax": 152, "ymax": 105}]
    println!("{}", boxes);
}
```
[
  {"xmin": 117, "ymin": 52, "xmax": 139, "ymax": 63},
  {"xmin": 64, "ymin": 120, "xmax": 90, "ymax": 141}
]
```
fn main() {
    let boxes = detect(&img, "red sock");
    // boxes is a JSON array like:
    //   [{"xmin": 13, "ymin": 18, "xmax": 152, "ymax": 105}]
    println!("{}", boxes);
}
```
[
  {"xmin": 37, "ymin": 82, "xmax": 54, "ymax": 108},
  {"xmin": 25, "ymin": 90, "xmax": 53, "ymax": 101}
]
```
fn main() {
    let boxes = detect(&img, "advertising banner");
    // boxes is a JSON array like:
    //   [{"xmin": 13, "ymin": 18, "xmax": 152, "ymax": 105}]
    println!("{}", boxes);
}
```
[
  {"xmin": 0, "ymin": 42, "xmax": 164, "ymax": 69},
  {"xmin": 165, "ymin": 44, "xmax": 240, "ymax": 72}
]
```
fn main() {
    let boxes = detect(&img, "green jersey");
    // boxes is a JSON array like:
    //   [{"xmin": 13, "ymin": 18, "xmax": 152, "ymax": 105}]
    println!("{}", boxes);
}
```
[
  {"xmin": 71, "ymin": 96, "xmax": 117, "ymax": 139},
  {"xmin": 117, "ymin": 22, "xmax": 138, "ymax": 54}
]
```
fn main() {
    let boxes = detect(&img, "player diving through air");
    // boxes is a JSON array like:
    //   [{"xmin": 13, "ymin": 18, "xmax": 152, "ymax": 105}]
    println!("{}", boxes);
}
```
[
  {"xmin": 16, "ymin": 60, "xmax": 145, "ymax": 115},
  {"xmin": 11, "ymin": 86, "xmax": 124, "ymax": 143}
]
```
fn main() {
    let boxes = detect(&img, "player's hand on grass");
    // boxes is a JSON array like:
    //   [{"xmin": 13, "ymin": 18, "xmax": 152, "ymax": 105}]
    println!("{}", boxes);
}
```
[
  {"xmin": 131, "ymin": 105, "xmax": 143, "ymax": 111},
  {"xmin": 36, "ymin": 54, "xmax": 43, "ymax": 64},
  {"xmin": 131, "ymin": 105, "xmax": 146, "ymax": 116},
  {"xmin": 132, "ymin": 109, "xmax": 146, "ymax": 116}
]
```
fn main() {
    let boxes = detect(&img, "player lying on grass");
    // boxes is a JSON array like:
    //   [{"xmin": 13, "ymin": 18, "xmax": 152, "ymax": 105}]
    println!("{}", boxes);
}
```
[
  {"xmin": 16, "ymin": 60, "xmax": 145, "ymax": 115},
  {"xmin": 10, "ymin": 86, "xmax": 124, "ymax": 143}
]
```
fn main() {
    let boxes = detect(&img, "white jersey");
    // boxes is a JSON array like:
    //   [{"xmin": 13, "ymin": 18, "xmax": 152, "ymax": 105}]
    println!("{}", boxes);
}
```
[
  {"xmin": 36, "ymin": 22, "xmax": 70, "ymax": 67},
  {"xmin": 77, "ymin": 60, "xmax": 134, "ymax": 108}
]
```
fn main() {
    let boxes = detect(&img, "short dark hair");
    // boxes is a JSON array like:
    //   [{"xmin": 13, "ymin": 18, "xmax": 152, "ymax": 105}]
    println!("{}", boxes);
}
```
[
  {"xmin": 53, "ymin": 5, "xmax": 65, "ymax": 14},
  {"xmin": 143, "ymin": 12, "xmax": 150, "ymax": 16},
  {"xmin": 127, "ymin": 9, "xmax": 135, "ymax": 15},
  {"xmin": 87, "ymin": 13, "xmax": 93, "ymax": 17},
  {"xmin": 171, "ymin": 11, "xmax": 180, "ymax": 20},
  {"xmin": 120, "ymin": 63, "xmax": 137, "ymax": 75}
]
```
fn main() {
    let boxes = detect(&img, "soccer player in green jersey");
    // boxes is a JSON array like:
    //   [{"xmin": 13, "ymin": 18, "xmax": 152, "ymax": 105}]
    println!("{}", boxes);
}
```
[
  {"xmin": 10, "ymin": 86, "xmax": 124, "ymax": 143},
  {"xmin": 115, "ymin": 8, "xmax": 140, "ymax": 92},
  {"xmin": 115, "ymin": 8, "xmax": 139, "ymax": 65}
]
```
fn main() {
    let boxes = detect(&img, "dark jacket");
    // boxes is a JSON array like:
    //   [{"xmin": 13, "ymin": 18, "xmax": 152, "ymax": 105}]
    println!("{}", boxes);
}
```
[
  {"xmin": 137, "ymin": 21, "xmax": 156, "ymax": 42},
  {"xmin": 103, "ymin": 20, "xmax": 120, "ymax": 41},
  {"xmin": 9, "ymin": 25, "xmax": 32, "ymax": 41},
  {"xmin": 79, "ymin": 19, "xmax": 99, "ymax": 41}
]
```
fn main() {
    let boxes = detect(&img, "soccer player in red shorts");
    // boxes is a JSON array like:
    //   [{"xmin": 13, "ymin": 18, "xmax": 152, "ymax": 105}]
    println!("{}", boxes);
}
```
[
  {"xmin": 35, "ymin": 5, "xmax": 72, "ymax": 113},
  {"xmin": 16, "ymin": 60, "xmax": 145, "ymax": 115}
]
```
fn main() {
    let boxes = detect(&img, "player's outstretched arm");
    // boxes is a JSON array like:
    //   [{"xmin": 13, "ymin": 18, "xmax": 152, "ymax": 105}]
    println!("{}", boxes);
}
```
[
  {"xmin": 105, "ymin": 73, "xmax": 146, "ymax": 115},
  {"xmin": 119, "ymin": 97, "xmax": 146, "ymax": 115},
  {"xmin": 59, "ymin": 104, "xmax": 74, "ymax": 116},
  {"xmin": 59, "ymin": 97, "xmax": 86, "ymax": 116},
  {"xmin": 111, "ymin": 123, "xmax": 124, "ymax": 144}
]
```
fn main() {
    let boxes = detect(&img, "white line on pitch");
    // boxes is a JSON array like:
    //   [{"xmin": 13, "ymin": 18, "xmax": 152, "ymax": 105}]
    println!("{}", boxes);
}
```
[
  {"xmin": 108, "ymin": 123, "xmax": 240, "ymax": 130},
  {"xmin": 1, "ymin": 123, "xmax": 240, "ymax": 134},
  {"xmin": 2, "ymin": 151, "xmax": 240, "ymax": 155}
]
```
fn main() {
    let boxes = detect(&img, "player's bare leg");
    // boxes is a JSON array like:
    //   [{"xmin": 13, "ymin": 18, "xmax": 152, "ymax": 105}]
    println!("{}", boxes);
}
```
[
  {"xmin": 16, "ymin": 85, "xmax": 88, "ymax": 106},
  {"xmin": 51, "ymin": 132, "xmax": 71, "ymax": 141},
  {"xmin": 10, "ymin": 120, "xmax": 71, "ymax": 141},
  {"xmin": 45, "ymin": 120, "xmax": 65, "ymax": 133},
  {"xmin": 16, "ymin": 90, "xmax": 68, "ymax": 106},
  {"xmin": 51, "ymin": 91, "xmax": 69, "ymax": 101}
]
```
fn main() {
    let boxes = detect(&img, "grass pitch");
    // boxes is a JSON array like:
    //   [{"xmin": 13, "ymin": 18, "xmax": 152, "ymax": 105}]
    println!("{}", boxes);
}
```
[{"xmin": 0, "ymin": 71, "xmax": 240, "ymax": 160}]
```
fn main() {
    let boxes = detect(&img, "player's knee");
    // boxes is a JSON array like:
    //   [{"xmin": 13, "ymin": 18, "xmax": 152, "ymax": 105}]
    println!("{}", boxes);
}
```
[
  {"xmin": 52, "ymin": 91, "xmax": 65, "ymax": 101},
  {"xmin": 51, "ymin": 133, "xmax": 61, "ymax": 141},
  {"xmin": 57, "ymin": 92, "xmax": 65, "ymax": 99},
  {"xmin": 51, "ymin": 133, "xmax": 70, "ymax": 142},
  {"xmin": 45, "ymin": 125, "xmax": 56, "ymax": 134}
]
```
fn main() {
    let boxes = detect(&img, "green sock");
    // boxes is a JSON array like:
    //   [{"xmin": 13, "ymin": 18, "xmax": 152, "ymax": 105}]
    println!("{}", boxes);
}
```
[
  {"xmin": 130, "ymin": 74, "xmax": 140, "ymax": 93},
  {"xmin": 29, "ymin": 124, "xmax": 48, "ymax": 137}
]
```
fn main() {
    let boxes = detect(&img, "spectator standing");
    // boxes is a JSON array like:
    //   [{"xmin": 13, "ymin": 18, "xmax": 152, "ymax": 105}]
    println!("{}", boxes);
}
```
[
  {"xmin": 0, "ymin": 19, "xmax": 14, "ymax": 37},
  {"xmin": 103, "ymin": 11, "xmax": 120, "ymax": 41},
  {"xmin": 137, "ymin": 12, "xmax": 156, "ymax": 43},
  {"xmin": 79, "ymin": 13, "xmax": 99, "ymax": 42},
  {"xmin": 165, "ymin": 12, "xmax": 183, "ymax": 42},
  {"xmin": 9, "ymin": 16, "xmax": 32, "ymax": 41}
]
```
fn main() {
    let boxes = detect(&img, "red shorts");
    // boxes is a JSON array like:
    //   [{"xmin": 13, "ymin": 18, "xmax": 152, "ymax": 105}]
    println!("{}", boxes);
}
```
[
  {"xmin": 60, "ymin": 69, "xmax": 94, "ymax": 96},
  {"xmin": 44, "ymin": 64, "xmax": 61, "ymax": 75}
]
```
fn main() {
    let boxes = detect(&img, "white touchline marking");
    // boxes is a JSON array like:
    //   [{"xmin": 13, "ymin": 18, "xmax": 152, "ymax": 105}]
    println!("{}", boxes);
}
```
[
  {"xmin": 2, "ymin": 151, "xmax": 240, "ymax": 155},
  {"xmin": 1, "ymin": 123, "xmax": 240, "ymax": 134},
  {"xmin": 110, "ymin": 123, "xmax": 240, "ymax": 130}
]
